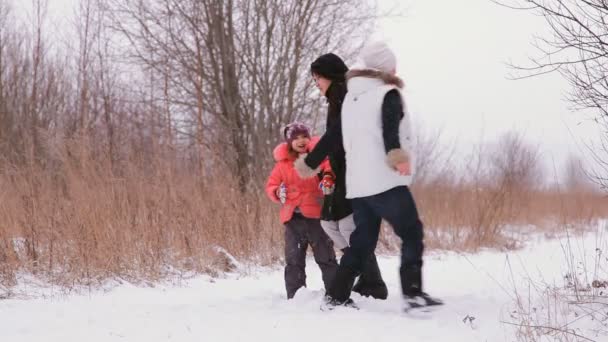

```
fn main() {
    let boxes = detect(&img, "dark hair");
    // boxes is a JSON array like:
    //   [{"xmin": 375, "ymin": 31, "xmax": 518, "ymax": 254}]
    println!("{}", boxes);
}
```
[
  {"xmin": 310, "ymin": 53, "xmax": 348, "ymax": 82},
  {"xmin": 325, "ymin": 81, "xmax": 347, "ymax": 129}
]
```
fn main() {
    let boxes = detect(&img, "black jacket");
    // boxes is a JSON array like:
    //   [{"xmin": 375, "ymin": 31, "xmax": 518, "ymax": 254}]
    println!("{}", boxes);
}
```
[{"xmin": 306, "ymin": 82, "xmax": 352, "ymax": 221}]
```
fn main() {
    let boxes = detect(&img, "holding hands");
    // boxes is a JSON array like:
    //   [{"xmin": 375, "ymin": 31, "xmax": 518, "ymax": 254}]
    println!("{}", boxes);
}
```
[{"xmin": 319, "ymin": 174, "xmax": 335, "ymax": 195}]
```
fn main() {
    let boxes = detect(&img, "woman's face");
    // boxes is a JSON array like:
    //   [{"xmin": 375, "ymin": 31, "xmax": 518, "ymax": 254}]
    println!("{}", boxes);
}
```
[
  {"xmin": 291, "ymin": 134, "xmax": 310, "ymax": 154},
  {"xmin": 313, "ymin": 73, "xmax": 332, "ymax": 96}
]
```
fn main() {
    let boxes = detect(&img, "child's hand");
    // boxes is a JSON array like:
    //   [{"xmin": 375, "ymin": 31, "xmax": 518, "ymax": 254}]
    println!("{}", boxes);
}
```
[
  {"xmin": 319, "ymin": 175, "xmax": 335, "ymax": 195},
  {"xmin": 395, "ymin": 162, "xmax": 411, "ymax": 176}
]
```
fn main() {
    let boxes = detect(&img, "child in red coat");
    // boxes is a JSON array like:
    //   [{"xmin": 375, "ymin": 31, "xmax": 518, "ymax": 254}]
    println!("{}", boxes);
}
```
[{"xmin": 266, "ymin": 122, "xmax": 338, "ymax": 299}]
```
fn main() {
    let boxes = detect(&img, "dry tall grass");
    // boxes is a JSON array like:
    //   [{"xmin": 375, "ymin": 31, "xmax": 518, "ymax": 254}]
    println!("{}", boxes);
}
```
[
  {"xmin": 2, "ymin": 131, "xmax": 606, "ymax": 292},
  {"xmin": 388, "ymin": 131, "xmax": 608, "ymax": 252},
  {"xmin": 0, "ymin": 137, "xmax": 284, "ymax": 290}
]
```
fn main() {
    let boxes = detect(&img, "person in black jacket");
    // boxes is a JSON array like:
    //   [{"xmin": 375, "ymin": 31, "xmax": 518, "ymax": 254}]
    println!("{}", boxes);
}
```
[{"xmin": 295, "ymin": 53, "xmax": 387, "ymax": 300}]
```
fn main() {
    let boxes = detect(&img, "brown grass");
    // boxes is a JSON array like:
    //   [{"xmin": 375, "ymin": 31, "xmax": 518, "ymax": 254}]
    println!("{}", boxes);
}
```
[
  {"xmin": 0, "ymin": 137, "xmax": 284, "ymax": 290},
  {"xmin": 395, "ymin": 130, "xmax": 608, "ymax": 252},
  {"xmin": 1, "ymin": 131, "xmax": 606, "ymax": 292},
  {"xmin": 410, "ymin": 184, "xmax": 608, "ymax": 252}
]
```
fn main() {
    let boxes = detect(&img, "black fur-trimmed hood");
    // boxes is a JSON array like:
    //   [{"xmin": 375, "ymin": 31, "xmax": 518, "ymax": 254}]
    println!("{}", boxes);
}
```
[{"xmin": 346, "ymin": 69, "xmax": 404, "ymax": 89}]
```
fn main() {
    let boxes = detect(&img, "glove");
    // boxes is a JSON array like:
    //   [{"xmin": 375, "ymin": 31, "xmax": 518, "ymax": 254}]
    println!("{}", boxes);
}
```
[
  {"xmin": 276, "ymin": 183, "xmax": 287, "ymax": 204},
  {"xmin": 319, "ymin": 174, "xmax": 335, "ymax": 195}
]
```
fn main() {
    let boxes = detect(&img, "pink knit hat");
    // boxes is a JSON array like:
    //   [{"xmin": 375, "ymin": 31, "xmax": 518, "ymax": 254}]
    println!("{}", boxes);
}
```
[{"xmin": 283, "ymin": 122, "xmax": 311, "ymax": 144}]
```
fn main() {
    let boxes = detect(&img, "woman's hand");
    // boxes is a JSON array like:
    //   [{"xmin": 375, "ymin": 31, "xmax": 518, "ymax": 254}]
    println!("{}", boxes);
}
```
[{"xmin": 395, "ymin": 162, "xmax": 411, "ymax": 176}]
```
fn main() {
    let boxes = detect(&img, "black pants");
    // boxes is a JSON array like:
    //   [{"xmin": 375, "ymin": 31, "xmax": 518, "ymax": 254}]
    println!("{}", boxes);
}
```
[
  {"xmin": 330, "ymin": 186, "xmax": 424, "ymax": 301},
  {"xmin": 284, "ymin": 213, "xmax": 338, "ymax": 299}
]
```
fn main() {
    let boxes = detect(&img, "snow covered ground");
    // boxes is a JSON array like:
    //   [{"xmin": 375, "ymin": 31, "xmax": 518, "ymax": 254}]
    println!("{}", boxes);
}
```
[{"xmin": 1, "ymin": 223, "xmax": 607, "ymax": 342}]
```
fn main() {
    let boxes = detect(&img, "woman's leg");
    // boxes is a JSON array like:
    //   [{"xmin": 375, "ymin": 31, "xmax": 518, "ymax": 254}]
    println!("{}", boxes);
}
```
[
  {"xmin": 353, "ymin": 254, "xmax": 388, "ymax": 299},
  {"xmin": 339, "ymin": 214, "xmax": 387, "ymax": 299},
  {"xmin": 337, "ymin": 214, "xmax": 356, "ymax": 246},
  {"xmin": 321, "ymin": 220, "xmax": 349, "ymax": 251}
]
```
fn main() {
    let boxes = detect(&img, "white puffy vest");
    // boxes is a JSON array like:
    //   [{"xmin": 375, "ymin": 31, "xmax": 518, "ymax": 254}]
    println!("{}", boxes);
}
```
[{"xmin": 341, "ymin": 76, "xmax": 414, "ymax": 199}]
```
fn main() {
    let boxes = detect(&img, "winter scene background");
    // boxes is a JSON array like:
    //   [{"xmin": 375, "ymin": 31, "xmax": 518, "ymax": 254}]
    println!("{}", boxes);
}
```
[{"xmin": 0, "ymin": 0, "xmax": 607, "ymax": 341}]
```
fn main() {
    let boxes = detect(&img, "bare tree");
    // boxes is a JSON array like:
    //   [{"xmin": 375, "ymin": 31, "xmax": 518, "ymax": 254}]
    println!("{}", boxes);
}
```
[
  {"xmin": 69, "ymin": 0, "xmax": 123, "ymax": 165},
  {"xmin": 477, "ymin": 132, "xmax": 542, "ymax": 242},
  {"xmin": 410, "ymin": 122, "xmax": 456, "ymax": 186},
  {"xmin": 0, "ymin": 0, "xmax": 69, "ymax": 165},
  {"xmin": 493, "ymin": 0, "xmax": 608, "ymax": 190},
  {"xmin": 563, "ymin": 154, "xmax": 594, "ymax": 191},
  {"xmin": 490, "ymin": 132, "xmax": 543, "ymax": 191},
  {"xmin": 104, "ymin": 0, "xmax": 377, "ymax": 190},
  {"xmin": 0, "ymin": 0, "xmax": 12, "ymax": 158}
]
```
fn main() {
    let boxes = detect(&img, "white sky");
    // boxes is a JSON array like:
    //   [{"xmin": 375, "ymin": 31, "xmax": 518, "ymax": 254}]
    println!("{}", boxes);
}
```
[{"xmin": 374, "ymin": 0, "xmax": 603, "ymax": 178}]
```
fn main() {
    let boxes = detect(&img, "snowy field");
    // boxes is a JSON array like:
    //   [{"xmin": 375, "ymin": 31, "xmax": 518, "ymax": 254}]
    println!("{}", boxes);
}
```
[{"xmin": 2, "ymin": 223, "xmax": 607, "ymax": 342}]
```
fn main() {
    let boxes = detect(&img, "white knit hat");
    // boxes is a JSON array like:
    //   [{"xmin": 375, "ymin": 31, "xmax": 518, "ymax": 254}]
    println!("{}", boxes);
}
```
[{"xmin": 360, "ymin": 41, "xmax": 397, "ymax": 73}]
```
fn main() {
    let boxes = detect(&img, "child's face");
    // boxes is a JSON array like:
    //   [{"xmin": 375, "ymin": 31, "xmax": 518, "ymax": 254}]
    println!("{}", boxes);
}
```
[
  {"xmin": 312, "ymin": 73, "xmax": 331, "ymax": 96},
  {"xmin": 291, "ymin": 134, "xmax": 310, "ymax": 154}
]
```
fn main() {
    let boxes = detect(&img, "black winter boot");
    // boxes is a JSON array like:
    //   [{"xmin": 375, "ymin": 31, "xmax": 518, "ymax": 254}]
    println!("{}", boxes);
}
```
[
  {"xmin": 400, "ymin": 264, "xmax": 443, "ymax": 311},
  {"xmin": 326, "ymin": 265, "xmax": 358, "ymax": 305},
  {"xmin": 400, "ymin": 264, "xmax": 422, "ymax": 296},
  {"xmin": 352, "ymin": 254, "xmax": 388, "ymax": 300}
]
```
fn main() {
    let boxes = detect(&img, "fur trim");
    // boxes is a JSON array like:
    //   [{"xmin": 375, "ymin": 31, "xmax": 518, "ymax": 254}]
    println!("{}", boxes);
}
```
[
  {"xmin": 294, "ymin": 154, "xmax": 320, "ymax": 179},
  {"xmin": 274, "ymin": 136, "xmax": 321, "ymax": 162},
  {"xmin": 387, "ymin": 148, "xmax": 409, "ymax": 168},
  {"xmin": 347, "ymin": 69, "xmax": 404, "ymax": 88},
  {"xmin": 273, "ymin": 143, "xmax": 290, "ymax": 162}
]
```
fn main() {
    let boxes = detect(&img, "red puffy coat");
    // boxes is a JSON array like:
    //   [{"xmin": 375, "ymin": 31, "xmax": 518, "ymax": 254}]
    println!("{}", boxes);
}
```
[{"xmin": 266, "ymin": 137, "xmax": 330, "ymax": 223}]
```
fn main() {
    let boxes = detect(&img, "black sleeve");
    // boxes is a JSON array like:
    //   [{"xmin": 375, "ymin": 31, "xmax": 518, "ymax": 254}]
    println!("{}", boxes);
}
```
[
  {"xmin": 381, "ymin": 89, "xmax": 405, "ymax": 153},
  {"xmin": 304, "ymin": 121, "xmax": 342, "ymax": 169}
]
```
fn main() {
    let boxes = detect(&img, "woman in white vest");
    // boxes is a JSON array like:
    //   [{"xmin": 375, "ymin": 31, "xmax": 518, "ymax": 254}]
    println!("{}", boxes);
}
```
[{"xmin": 322, "ymin": 41, "xmax": 442, "ymax": 311}]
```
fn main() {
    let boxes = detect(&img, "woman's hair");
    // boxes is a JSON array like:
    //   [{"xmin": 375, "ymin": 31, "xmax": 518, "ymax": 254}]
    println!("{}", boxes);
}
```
[
  {"xmin": 325, "ymin": 80, "xmax": 347, "ymax": 129},
  {"xmin": 309, "ymin": 53, "xmax": 348, "ymax": 129},
  {"xmin": 310, "ymin": 53, "xmax": 348, "ymax": 82}
]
